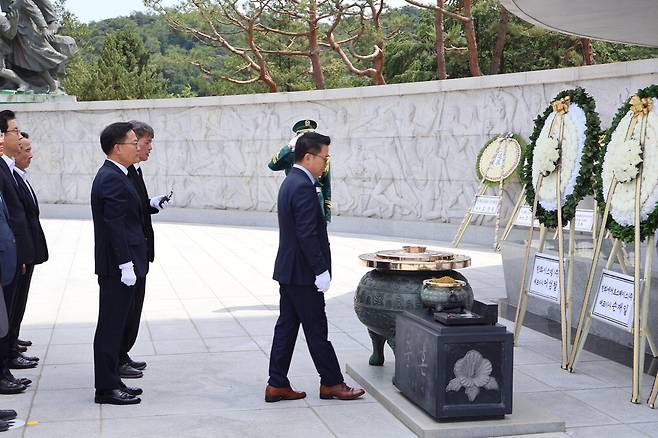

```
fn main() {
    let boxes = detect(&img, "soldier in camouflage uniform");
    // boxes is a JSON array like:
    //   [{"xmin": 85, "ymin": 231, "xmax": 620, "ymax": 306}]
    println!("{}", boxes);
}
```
[{"xmin": 268, "ymin": 120, "xmax": 332, "ymax": 223}]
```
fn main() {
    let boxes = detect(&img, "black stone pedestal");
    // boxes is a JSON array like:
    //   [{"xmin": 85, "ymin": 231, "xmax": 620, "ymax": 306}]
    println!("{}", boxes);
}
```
[{"xmin": 394, "ymin": 311, "xmax": 513, "ymax": 421}]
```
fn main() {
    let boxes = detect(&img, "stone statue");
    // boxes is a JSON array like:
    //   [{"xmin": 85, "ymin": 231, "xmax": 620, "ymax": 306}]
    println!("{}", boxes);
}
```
[
  {"xmin": 0, "ymin": 0, "xmax": 78, "ymax": 93},
  {"xmin": 0, "ymin": 8, "xmax": 29, "ymax": 90}
]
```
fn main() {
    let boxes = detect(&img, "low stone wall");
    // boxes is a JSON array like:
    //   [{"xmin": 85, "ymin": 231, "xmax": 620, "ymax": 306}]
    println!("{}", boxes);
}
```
[{"xmin": 14, "ymin": 58, "xmax": 658, "ymax": 227}]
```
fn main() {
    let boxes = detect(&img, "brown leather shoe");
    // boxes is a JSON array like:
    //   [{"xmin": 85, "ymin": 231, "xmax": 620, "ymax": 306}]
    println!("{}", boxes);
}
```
[
  {"xmin": 319, "ymin": 383, "xmax": 365, "ymax": 400},
  {"xmin": 265, "ymin": 385, "xmax": 306, "ymax": 403}
]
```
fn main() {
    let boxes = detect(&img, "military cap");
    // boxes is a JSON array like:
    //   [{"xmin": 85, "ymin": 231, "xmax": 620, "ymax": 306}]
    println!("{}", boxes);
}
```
[{"xmin": 292, "ymin": 119, "xmax": 318, "ymax": 134}]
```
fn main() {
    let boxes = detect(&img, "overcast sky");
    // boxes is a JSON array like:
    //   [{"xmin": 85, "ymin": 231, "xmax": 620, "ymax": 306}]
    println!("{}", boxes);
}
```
[{"xmin": 66, "ymin": 0, "xmax": 411, "ymax": 23}]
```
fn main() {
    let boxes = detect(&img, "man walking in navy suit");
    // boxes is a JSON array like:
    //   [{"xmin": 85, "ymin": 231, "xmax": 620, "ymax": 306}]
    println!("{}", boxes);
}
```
[
  {"xmin": 91, "ymin": 122, "xmax": 148, "ymax": 405},
  {"xmin": 266, "ymin": 132, "xmax": 365, "ymax": 402}
]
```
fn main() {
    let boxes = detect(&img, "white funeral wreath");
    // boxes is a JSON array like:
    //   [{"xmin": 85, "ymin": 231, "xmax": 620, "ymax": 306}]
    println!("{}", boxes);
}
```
[
  {"xmin": 601, "ymin": 98, "xmax": 658, "ymax": 226},
  {"xmin": 531, "ymin": 101, "xmax": 587, "ymax": 212}
]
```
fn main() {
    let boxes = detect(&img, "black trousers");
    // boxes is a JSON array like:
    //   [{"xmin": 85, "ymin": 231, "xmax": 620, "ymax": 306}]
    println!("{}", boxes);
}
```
[
  {"xmin": 0, "ymin": 267, "xmax": 20, "ymax": 373},
  {"xmin": 268, "ymin": 284, "xmax": 343, "ymax": 388},
  {"xmin": 8, "ymin": 264, "xmax": 34, "ymax": 358},
  {"xmin": 120, "ymin": 276, "xmax": 146, "ymax": 363},
  {"xmin": 93, "ymin": 275, "xmax": 135, "ymax": 391}
]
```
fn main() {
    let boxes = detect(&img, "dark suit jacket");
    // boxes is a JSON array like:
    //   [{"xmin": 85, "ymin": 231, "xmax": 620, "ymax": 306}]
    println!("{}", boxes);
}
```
[
  {"xmin": 91, "ymin": 160, "xmax": 149, "ymax": 278},
  {"xmin": 0, "ymin": 158, "xmax": 34, "ymax": 266},
  {"xmin": 128, "ymin": 165, "xmax": 157, "ymax": 262},
  {"xmin": 273, "ymin": 166, "xmax": 331, "ymax": 286},
  {"xmin": 0, "ymin": 193, "xmax": 16, "ymax": 286},
  {"xmin": 13, "ymin": 172, "xmax": 48, "ymax": 265}
]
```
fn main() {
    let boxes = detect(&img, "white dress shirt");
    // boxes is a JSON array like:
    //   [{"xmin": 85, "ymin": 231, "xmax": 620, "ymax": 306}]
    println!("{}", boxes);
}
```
[{"xmin": 1, "ymin": 154, "xmax": 15, "ymax": 173}]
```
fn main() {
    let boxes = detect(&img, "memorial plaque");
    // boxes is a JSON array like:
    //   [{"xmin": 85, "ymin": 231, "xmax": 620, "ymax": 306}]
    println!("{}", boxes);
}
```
[
  {"xmin": 528, "ymin": 253, "xmax": 561, "ymax": 303},
  {"xmin": 514, "ymin": 204, "xmax": 540, "ymax": 228},
  {"xmin": 564, "ymin": 209, "xmax": 595, "ymax": 232},
  {"xmin": 472, "ymin": 195, "xmax": 501, "ymax": 216},
  {"xmin": 395, "ymin": 312, "xmax": 513, "ymax": 420},
  {"xmin": 592, "ymin": 270, "xmax": 634, "ymax": 332}
]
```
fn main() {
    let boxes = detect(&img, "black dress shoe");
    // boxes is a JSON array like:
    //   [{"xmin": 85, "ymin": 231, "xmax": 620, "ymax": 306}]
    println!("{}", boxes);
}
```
[
  {"xmin": 0, "ymin": 378, "xmax": 25, "ymax": 394},
  {"xmin": 120, "ymin": 385, "xmax": 143, "ymax": 396},
  {"xmin": 16, "ymin": 345, "xmax": 27, "ymax": 353},
  {"xmin": 128, "ymin": 358, "xmax": 146, "ymax": 371},
  {"xmin": 5, "ymin": 372, "xmax": 31, "ymax": 387},
  {"xmin": 0, "ymin": 410, "xmax": 16, "ymax": 421},
  {"xmin": 94, "ymin": 389, "xmax": 140, "ymax": 405},
  {"xmin": 119, "ymin": 364, "xmax": 143, "ymax": 379},
  {"xmin": 17, "ymin": 339, "xmax": 32, "ymax": 347},
  {"xmin": 8, "ymin": 357, "xmax": 37, "ymax": 370},
  {"xmin": 0, "ymin": 420, "xmax": 9, "ymax": 432},
  {"xmin": 18, "ymin": 353, "xmax": 39, "ymax": 362}
]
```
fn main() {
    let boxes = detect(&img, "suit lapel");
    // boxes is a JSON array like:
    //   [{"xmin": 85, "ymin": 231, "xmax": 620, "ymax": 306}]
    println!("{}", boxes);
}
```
[
  {"xmin": 0, "ymin": 158, "xmax": 18, "ymax": 191},
  {"xmin": 0, "ymin": 193, "xmax": 8, "ymax": 220},
  {"xmin": 13, "ymin": 171, "xmax": 36, "ymax": 214},
  {"xmin": 104, "ymin": 160, "xmax": 142, "ymax": 210},
  {"xmin": 25, "ymin": 180, "xmax": 39, "ymax": 215}
]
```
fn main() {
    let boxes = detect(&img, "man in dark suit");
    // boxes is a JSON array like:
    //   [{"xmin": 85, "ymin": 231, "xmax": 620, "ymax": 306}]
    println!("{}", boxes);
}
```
[
  {"xmin": 91, "ymin": 122, "xmax": 148, "ymax": 405},
  {"xmin": 0, "ymin": 110, "xmax": 34, "ymax": 394},
  {"xmin": 9, "ymin": 132, "xmax": 48, "ymax": 366},
  {"xmin": 0, "ymin": 140, "xmax": 20, "ymax": 430},
  {"xmin": 266, "ymin": 132, "xmax": 365, "ymax": 402},
  {"xmin": 118, "ymin": 121, "xmax": 170, "ymax": 379}
]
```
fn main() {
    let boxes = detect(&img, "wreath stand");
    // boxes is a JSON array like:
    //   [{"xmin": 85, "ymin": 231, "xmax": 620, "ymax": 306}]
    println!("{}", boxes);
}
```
[
  {"xmin": 513, "ymin": 111, "xmax": 574, "ymax": 370},
  {"xmin": 569, "ymin": 101, "xmax": 656, "ymax": 404},
  {"xmin": 452, "ymin": 135, "xmax": 523, "ymax": 250}
]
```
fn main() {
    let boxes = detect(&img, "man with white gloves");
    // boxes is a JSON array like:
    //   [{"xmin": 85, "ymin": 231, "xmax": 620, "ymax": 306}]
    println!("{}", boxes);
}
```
[
  {"xmin": 265, "ymin": 132, "xmax": 365, "ymax": 403},
  {"xmin": 117, "ymin": 121, "xmax": 171, "ymax": 379},
  {"xmin": 91, "ymin": 122, "xmax": 149, "ymax": 405}
]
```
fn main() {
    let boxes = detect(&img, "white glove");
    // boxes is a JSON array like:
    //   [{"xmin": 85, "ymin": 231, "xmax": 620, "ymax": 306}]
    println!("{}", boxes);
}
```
[
  {"xmin": 119, "ymin": 262, "xmax": 137, "ymax": 287},
  {"xmin": 315, "ymin": 270, "xmax": 331, "ymax": 293},
  {"xmin": 288, "ymin": 133, "xmax": 303, "ymax": 150},
  {"xmin": 150, "ymin": 194, "xmax": 171, "ymax": 211}
]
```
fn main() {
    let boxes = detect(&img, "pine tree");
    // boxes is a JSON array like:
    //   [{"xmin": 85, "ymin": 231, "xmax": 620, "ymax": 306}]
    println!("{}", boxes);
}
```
[{"xmin": 70, "ymin": 29, "xmax": 167, "ymax": 100}]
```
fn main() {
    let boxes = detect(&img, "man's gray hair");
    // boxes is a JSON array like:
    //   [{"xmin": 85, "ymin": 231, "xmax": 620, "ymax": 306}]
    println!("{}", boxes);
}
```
[{"xmin": 128, "ymin": 120, "xmax": 154, "ymax": 139}]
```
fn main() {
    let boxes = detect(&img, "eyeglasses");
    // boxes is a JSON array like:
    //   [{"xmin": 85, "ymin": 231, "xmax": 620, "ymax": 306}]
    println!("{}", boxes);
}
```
[
  {"xmin": 5, "ymin": 128, "xmax": 20, "ymax": 135},
  {"xmin": 309, "ymin": 153, "xmax": 330, "ymax": 162}
]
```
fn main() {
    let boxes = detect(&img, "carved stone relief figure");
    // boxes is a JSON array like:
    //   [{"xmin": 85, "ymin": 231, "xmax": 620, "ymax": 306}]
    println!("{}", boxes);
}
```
[{"xmin": 0, "ymin": 0, "xmax": 78, "ymax": 93}]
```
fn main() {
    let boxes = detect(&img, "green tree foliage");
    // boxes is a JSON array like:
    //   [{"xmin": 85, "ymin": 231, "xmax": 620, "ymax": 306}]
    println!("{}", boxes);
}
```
[
  {"xmin": 56, "ymin": 0, "xmax": 658, "ymax": 100},
  {"xmin": 384, "ymin": 0, "xmax": 658, "ymax": 83},
  {"xmin": 63, "ymin": 27, "xmax": 166, "ymax": 100}
]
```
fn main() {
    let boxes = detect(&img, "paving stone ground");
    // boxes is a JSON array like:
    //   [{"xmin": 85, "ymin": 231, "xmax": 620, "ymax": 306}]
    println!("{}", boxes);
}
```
[{"xmin": 3, "ymin": 218, "xmax": 658, "ymax": 437}]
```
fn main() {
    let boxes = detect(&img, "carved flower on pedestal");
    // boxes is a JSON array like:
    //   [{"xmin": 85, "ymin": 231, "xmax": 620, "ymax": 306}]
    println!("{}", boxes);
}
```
[{"xmin": 446, "ymin": 350, "xmax": 499, "ymax": 402}]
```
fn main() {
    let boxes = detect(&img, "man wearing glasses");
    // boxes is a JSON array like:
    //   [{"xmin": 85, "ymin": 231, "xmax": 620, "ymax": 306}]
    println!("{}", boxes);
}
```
[
  {"xmin": 266, "ymin": 132, "xmax": 365, "ymax": 402},
  {"xmin": 0, "ymin": 110, "xmax": 35, "ymax": 394},
  {"xmin": 117, "ymin": 121, "xmax": 170, "ymax": 380},
  {"xmin": 91, "ymin": 122, "xmax": 148, "ymax": 405},
  {"xmin": 268, "ymin": 120, "xmax": 332, "ymax": 223}
]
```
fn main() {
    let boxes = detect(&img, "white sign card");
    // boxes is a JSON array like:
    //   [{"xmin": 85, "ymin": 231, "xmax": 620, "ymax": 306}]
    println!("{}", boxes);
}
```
[
  {"xmin": 514, "ymin": 204, "xmax": 540, "ymax": 228},
  {"xmin": 591, "ymin": 270, "xmax": 634, "ymax": 332},
  {"xmin": 471, "ymin": 195, "xmax": 501, "ymax": 216},
  {"xmin": 564, "ymin": 209, "xmax": 595, "ymax": 232},
  {"xmin": 528, "ymin": 253, "xmax": 561, "ymax": 303}
]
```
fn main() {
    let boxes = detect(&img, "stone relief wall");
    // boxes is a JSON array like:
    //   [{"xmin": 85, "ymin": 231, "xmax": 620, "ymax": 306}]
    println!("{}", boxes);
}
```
[{"xmin": 17, "ymin": 59, "xmax": 658, "ymax": 224}]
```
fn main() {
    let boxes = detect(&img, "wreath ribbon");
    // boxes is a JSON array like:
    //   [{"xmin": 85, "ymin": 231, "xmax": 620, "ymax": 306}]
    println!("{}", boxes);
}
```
[
  {"xmin": 629, "ymin": 95, "xmax": 654, "ymax": 117},
  {"xmin": 551, "ymin": 96, "xmax": 571, "ymax": 115}
]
